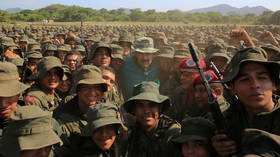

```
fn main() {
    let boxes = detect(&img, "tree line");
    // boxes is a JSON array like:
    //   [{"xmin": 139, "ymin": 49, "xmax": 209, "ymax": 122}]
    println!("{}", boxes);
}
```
[{"xmin": 0, "ymin": 4, "xmax": 279, "ymax": 25}]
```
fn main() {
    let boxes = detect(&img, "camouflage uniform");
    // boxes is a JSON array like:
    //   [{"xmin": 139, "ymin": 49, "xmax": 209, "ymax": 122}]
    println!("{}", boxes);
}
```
[
  {"xmin": 25, "ymin": 56, "xmax": 64, "ymax": 113},
  {"xmin": 56, "ymin": 65, "xmax": 107, "ymax": 156},
  {"xmin": 123, "ymin": 82, "xmax": 181, "ymax": 157},
  {"xmin": 0, "ymin": 62, "xmax": 30, "ymax": 139}
]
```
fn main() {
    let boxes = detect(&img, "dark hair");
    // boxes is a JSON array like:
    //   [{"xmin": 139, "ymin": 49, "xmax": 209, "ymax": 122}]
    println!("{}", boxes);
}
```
[{"xmin": 99, "ymin": 66, "xmax": 116, "ymax": 75}]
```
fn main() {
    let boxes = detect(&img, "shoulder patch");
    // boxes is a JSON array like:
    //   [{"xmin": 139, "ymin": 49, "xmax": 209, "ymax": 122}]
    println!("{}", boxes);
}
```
[{"xmin": 25, "ymin": 96, "xmax": 36, "ymax": 106}]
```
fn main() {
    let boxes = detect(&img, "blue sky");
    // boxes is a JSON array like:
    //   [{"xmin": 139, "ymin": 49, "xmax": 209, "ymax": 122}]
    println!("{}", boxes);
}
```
[{"xmin": 0, "ymin": 0, "xmax": 279, "ymax": 11}]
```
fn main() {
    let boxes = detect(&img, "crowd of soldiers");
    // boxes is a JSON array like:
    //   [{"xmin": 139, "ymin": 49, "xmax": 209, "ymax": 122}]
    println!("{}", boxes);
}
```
[{"xmin": 1, "ymin": 23, "xmax": 280, "ymax": 157}]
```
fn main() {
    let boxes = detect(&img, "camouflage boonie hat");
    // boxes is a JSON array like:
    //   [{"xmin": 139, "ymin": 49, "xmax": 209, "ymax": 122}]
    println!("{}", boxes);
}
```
[
  {"xmin": 134, "ymin": 37, "xmax": 158, "ymax": 53},
  {"xmin": 172, "ymin": 117, "xmax": 215, "ymax": 144},
  {"xmin": 57, "ymin": 44, "xmax": 71, "ymax": 52},
  {"xmin": 72, "ymin": 65, "xmax": 107, "ymax": 93},
  {"xmin": 123, "ymin": 81, "xmax": 170, "ymax": 114},
  {"xmin": 174, "ymin": 49, "xmax": 191, "ymax": 59},
  {"xmin": 0, "ymin": 62, "xmax": 30, "ymax": 97},
  {"xmin": 223, "ymin": 47, "xmax": 280, "ymax": 83},
  {"xmin": 19, "ymin": 35, "xmax": 29, "ymax": 43},
  {"xmin": 74, "ymin": 45, "xmax": 86, "ymax": 52},
  {"xmin": 28, "ymin": 44, "xmax": 41, "ymax": 51},
  {"xmin": 7, "ymin": 58, "xmax": 24, "ymax": 67},
  {"xmin": 90, "ymin": 42, "xmax": 112, "ymax": 60},
  {"xmin": 110, "ymin": 44, "xmax": 124, "ymax": 60},
  {"xmin": 41, "ymin": 36, "xmax": 52, "ymax": 44},
  {"xmin": 62, "ymin": 65, "xmax": 72, "ymax": 81},
  {"xmin": 29, "ymin": 56, "xmax": 63, "ymax": 80},
  {"xmin": 119, "ymin": 34, "xmax": 133, "ymax": 44},
  {"xmin": 0, "ymin": 106, "xmax": 62, "ymax": 157},
  {"xmin": 44, "ymin": 44, "xmax": 57, "ymax": 51},
  {"xmin": 82, "ymin": 103, "xmax": 122, "ymax": 136},
  {"xmin": 154, "ymin": 36, "xmax": 168, "ymax": 45},
  {"xmin": 234, "ymin": 128, "xmax": 280, "ymax": 157},
  {"xmin": 157, "ymin": 46, "xmax": 174, "ymax": 59},
  {"xmin": 261, "ymin": 44, "xmax": 280, "ymax": 54},
  {"xmin": 26, "ymin": 51, "xmax": 43, "ymax": 59}
]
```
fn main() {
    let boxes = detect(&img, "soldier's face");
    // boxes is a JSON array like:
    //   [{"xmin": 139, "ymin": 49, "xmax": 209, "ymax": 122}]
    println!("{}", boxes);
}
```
[
  {"xmin": 111, "ymin": 58, "xmax": 124, "ymax": 71},
  {"xmin": 180, "ymin": 70, "xmax": 199, "ymax": 90},
  {"xmin": 101, "ymin": 70, "xmax": 115, "ymax": 92},
  {"xmin": 92, "ymin": 48, "xmax": 111, "ymax": 67},
  {"xmin": 119, "ymin": 42, "xmax": 131, "ymax": 56},
  {"xmin": 135, "ymin": 52, "xmax": 154, "ymax": 71},
  {"xmin": 181, "ymin": 140, "xmax": 211, "ymax": 157},
  {"xmin": 28, "ymin": 58, "xmax": 41, "ymax": 73},
  {"xmin": 92, "ymin": 125, "xmax": 117, "ymax": 151},
  {"xmin": 159, "ymin": 57, "xmax": 172, "ymax": 71},
  {"xmin": 39, "ymin": 68, "xmax": 60, "ymax": 90},
  {"xmin": 231, "ymin": 62, "xmax": 275, "ymax": 115},
  {"xmin": 57, "ymin": 79, "xmax": 72, "ymax": 93},
  {"xmin": 58, "ymin": 51, "xmax": 67, "ymax": 62},
  {"xmin": 64, "ymin": 54, "xmax": 79, "ymax": 71},
  {"xmin": 19, "ymin": 146, "xmax": 52, "ymax": 157},
  {"xmin": 194, "ymin": 84, "xmax": 209, "ymax": 110},
  {"xmin": 77, "ymin": 84, "xmax": 103, "ymax": 107},
  {"xmin": 134, "ymin": 100, "xmax": 161, "ymax": 132},
  {"xmin": 0, "ymin": 95, "xmax": 18, "ymax": 120}
]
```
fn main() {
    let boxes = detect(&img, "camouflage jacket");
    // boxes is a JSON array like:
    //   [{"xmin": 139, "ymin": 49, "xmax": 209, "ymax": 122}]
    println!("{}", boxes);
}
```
[
  {"xmin": 25, "ymin": 85, "xmax": 61, "ymax": 113},
  {"xmin": 126, "ymin": 114, "xmax": 181, "ymax": 157}
]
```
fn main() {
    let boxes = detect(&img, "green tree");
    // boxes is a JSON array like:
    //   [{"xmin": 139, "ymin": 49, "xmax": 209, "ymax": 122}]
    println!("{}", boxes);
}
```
[{"xmin": 0, "ymin": 10, "xmax": 9, "ymax": 22}]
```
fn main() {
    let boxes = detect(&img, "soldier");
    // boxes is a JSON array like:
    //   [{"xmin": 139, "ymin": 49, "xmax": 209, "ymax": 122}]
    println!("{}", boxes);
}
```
[
  {"xmin": 0, "ymin": 62, "xmax": 30, "ymax": 137},
  {"xmin": 57, "ymin": 44, "xmax": 71, "ymax": 62},
  {"xmin": 124, "ymin": 81, "xmax": 181, "ymax": 157},
  {"xmin": 89, "ymin": 42, "xmax": 112, "ymax": 67},
  {"xmin": 110, "ymin": 44, "xmax": 125, "ymax": 72},
  {"xmin": 157, "ymin": 46, "xmax": 174, "ymax": 88},
  {"xmin": 190, "ymin": 70, "xmax": 230, "ymax": 118},
  {"xmin": 80, "ymin": 103, "xmax": 124, "ymax": 157},
  {"xmin": 42, "ymin": 44, "xmax": 57, "ymax": 57},
  {"xmin": 7, "ymin": 57, "xmax": 24, "ymax": 79},
  {"xmin": 118, "ymin": 34, "xmax": 133, "ymax": 56},
  {"xmin": 212, "ymin": 47, "xmax": 280, "ymax": 156},
  {"xmin": 165, "ymin": 57, "xmax": 206, "ymax": 122},
  {"xmin": 172, "ymin": 117, "xmax": 217, "ymax": 157},
  {"xmin": 56, "ymin": 65, "xmax": 107, "ymax": 156},
  {"xmin": 56, "ymin": 65, "xmax": 73, "ymax": 102},
  {"xmin": 63, "ymin": 50, "xmax": 81, "ymax": 74},
  {"xmin": 25, "ymin": 51, "xmax": 43, "ymax": 74},
  {"xmin": 261, "ymin": 44, "xmax": 280, "ymax": 61},
  {"xmin": 0, "ymin": 106, "xmax": 62, "ymax": 157},
  {"xmin": 159, "ymin": 48, "xmax": 190, "ymax": 97},
  {"xmin": 25, "ymin": 56, "xmax": 64, "ymax": 113},
  {"xmin": 121, "ymin": 37, "xmax": 160, "ymax": 100}
]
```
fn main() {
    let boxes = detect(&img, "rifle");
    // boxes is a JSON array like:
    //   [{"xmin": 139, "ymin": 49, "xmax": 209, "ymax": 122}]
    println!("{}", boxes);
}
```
[
  {"xmin": 80, "ymin": 20, "xmax": 89, "ymax": 65},
  {"xmin": 209, "ymin": 61, "xmax": 239, "ymax": 105},
  {"xmin": 188, "ymin": 43, "xmax": 241, "ymax": 151}
]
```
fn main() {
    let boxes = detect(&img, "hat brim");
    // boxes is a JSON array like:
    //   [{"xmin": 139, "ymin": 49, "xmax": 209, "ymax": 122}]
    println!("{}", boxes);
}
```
[
  {"xmin": 111, "ymin": 54, "xmax": 124, "ymax": 60},
  {"xmin": 157, "ymin": 54, "xmax": 173, "ymax": 59},
  {"xmin": 0, "ymin": 81, "xmax": 30, "ymax": 97},
  {"xmin": 123, "ymin": 92, "xmax": 170, "ymax": 114},
  {"xmin": 223, "ymin": 59, "xmax": 280, "ymax": 83},
  {"xmin": 135, "ymin": 48, "xmax": 158, "ymax": 53},
  {"xmin": 19, "ymin": 130, "xmax": 63, "ymax": 150},
  {"xmin": 82, "ymin": 118, "xmax": 121, "ymax": 136},
  {"xmin": 172, "ymin": 135, "xmax": 208, "ymax": 144}
]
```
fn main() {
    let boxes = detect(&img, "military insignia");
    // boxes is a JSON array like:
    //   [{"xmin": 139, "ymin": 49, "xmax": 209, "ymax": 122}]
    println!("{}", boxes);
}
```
[
  {"xmin": 204, "ymin": 73, "xmax": 213, "ymax": 82},
  {"xmin": 25, "ymin": 96, "xmax": 35, "ymax": 106},
  {"xmin": 186, "ymin": 58, "xmax": 196, "ymax": 67}
]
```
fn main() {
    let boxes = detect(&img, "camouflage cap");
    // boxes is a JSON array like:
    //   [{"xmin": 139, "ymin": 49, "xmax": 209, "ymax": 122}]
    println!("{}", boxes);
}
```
[
  {"xmin": 0, "ymin": 62, "xmax": 30, "ymax": 97},
  {"xmin": 41, "ymin": 36, "xmax": 52, "ymax": 44},
  {"xmin": 119, "ymin": 34, "xmax": 132, "ymax": 44},
  {"xmin": 62, "ymin": 65, "xmax": 72, "ymax": 81},
  {"xmin": 19, "ymin": 35, "xmax": 29, "ymax": 43},
  {"xmin": 29, "ymin": 56, "xmax": 63, "ymax": 80},
  {"xmin": 110, "ymin": 44, "xmax": 124, "ymax": 60},
  {"xmin": 123, "ymin": 81, "xmax": 170, "ymax": 114},
  {"xmin": 74, "ymin": 45, "xmax": 86, "ymax": 52},
  {"xmin": 90, "ymin": 42, "xmax": 112, "ymax": 60},
  {"xmin": 223, "ymin": 47, "xmax": 280, "ymax": 83},
  {"xmin": 261, "ymin": 44, "xmax": 280, "ymax": 54},
  {"xmin": 82, "ymin": 103, "xmax": 122, "ymax": 136},
  {"xmin": 235, "ymin": 128, "xmax": 280, "ymax": 157},
  {"xmin": 157, "ymin": 46, "xmax": 174, "ymax": 59},
  {"xmin": 134, "ymin": 37, "xmax": 158, "ymax": 53},
  {"xmin": 26, "ymin": 51, "xmax": 43, "ymax": 59},
  {"xmin": 28, "ymin": 44, "xmax": 41, "ymax": 51},
  {"xmin": 72, "ymin": 65, "xmax": 107, "ymax": 93},
  {"xmin": 174, "ymin": 49, "xmax": 191, "ymax": 59},
  {"xmin": 44, "ymin": 44, "xmax": 57, "ymax": 51},
  {"xmin": 172, "ymin": 117, "xmax": 215, "ymax": 143},
  {"xmin": 154, "ymin": 36, "xmax": 168, "ymax": 45},
  {"xmin": 57, "ymin": 44, "xmax": 71, "ymax": 52},
  {"xmin": 7, "ymin": 58, "xmax": 24, "ymax": 67},
  {"xmin": 0, "ymin": 106, "xmax": 62, "ymax": 157}
]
